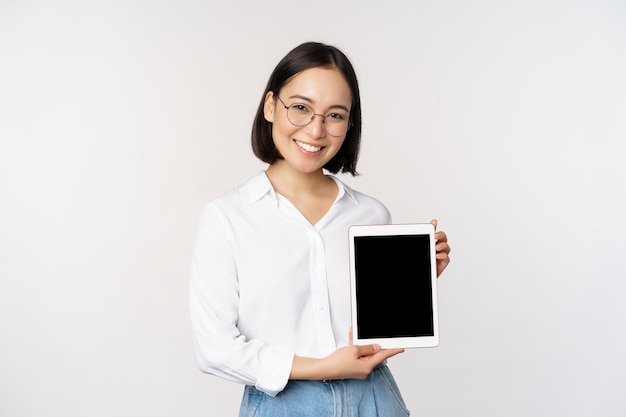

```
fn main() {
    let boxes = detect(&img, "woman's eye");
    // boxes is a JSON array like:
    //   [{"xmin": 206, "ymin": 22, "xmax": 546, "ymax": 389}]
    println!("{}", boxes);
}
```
[
  {"xmin": 292, "ymin": 104, "xmax": 310, "ymax": 113},
  {"xmin": 328, "ymin": 113, "xmax": 346, "ymax": 121}
]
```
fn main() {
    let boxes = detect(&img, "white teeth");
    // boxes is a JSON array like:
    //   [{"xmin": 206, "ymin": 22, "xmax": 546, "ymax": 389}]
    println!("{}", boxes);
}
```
[{"xmin": 296, "ymin": 140, "xmax": 322, "ymax": 152}]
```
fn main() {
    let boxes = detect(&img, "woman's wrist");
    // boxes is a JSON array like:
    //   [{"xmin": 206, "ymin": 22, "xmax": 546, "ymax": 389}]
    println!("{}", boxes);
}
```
[{"xmin": 290, "ymin": 356, "xmax": 327, "ymax": 381}]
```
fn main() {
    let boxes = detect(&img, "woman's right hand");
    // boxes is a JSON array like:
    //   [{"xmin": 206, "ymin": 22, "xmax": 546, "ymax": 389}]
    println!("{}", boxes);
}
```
[
  {"xmin": 290, "ymin": 329, "xmax": 404, "ymax": 381},
  {"xmin": 322, "ymin": 343, "xmax": 404, "ymax": 380}
]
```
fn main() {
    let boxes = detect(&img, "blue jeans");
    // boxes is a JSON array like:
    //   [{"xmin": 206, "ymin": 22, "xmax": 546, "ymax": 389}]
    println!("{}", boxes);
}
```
[{"xmin": 238, "ymin": 365, "xmax": 410, "ymax": 416}]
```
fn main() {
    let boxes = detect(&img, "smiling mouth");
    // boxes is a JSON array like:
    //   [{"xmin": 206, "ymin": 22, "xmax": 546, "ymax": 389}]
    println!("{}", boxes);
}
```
[{"xmin": 295, "ymin": 140, "xmax": 322, "ymax": 153}]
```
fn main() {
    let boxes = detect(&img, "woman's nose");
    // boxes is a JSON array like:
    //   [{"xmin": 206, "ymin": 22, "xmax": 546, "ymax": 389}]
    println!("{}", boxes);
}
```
[{"xmin": 304, "ymin": 113, "xmax": 327, "ymax": 138}]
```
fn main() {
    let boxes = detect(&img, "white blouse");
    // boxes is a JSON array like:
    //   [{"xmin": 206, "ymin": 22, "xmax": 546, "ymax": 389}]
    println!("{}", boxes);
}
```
[{"xmin": 189, "ymin": 171, "xmax": 391, "ymax": 396}]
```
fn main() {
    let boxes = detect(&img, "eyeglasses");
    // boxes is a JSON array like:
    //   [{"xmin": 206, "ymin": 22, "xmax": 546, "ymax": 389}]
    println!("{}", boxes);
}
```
[{"xmin": 275, "ymin": 95, "xmax": 351, "ymax": 137}]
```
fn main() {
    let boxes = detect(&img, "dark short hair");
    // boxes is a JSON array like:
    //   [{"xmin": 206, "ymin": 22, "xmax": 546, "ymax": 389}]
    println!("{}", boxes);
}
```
[{"xmin": 251, "ymin": 42, "xmax": 362, "ymax": 175}]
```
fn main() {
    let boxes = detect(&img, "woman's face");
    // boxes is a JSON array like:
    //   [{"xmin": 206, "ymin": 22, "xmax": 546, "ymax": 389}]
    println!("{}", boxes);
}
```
[{"xmin": 263, "ymin": 66, "xmax": 352, "ymax": 175}]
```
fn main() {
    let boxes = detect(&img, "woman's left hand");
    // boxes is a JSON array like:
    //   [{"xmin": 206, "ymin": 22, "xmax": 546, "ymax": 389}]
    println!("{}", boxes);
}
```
[{"xmin": 430, "ymin": 219, "xmax": 451, "ymax": 277}]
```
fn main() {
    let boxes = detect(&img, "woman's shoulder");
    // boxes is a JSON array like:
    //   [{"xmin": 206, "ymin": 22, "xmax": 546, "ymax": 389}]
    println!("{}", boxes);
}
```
[
  {"xmin": 195, "ymin": 172, "xmax": 270, "ymax": 232},
  {"xmin": 205, "ymin": 171, "xmax": 270, "ymax": 208}
]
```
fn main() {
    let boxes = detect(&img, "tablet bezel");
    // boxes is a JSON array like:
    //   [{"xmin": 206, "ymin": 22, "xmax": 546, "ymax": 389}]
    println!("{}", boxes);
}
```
[{"xmin": 348, "ymin": 223, "xmax": 439, "ymax": 349}]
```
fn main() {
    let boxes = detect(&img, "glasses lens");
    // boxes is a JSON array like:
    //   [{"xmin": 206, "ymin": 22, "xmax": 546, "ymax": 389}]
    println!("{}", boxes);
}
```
[
  {"xmin": 286, "ymin": 103, "xmax": 351, "ymax": 137},
  {"xmin": 286, "ymin": 104, "xmax": 313, "ymax": 127},
  {"xmin": 324, "ymin": 113, "xmax": 350, "ymax": 137}
]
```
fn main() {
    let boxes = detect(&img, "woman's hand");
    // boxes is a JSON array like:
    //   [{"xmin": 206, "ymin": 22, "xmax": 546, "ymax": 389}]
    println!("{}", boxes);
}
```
[
  {"xmin": 321, "ymin": 343, "xmax": 404, "ymax": 380},
  {"xmin": 290, "ymin": 329, "xmax": 404, "ymax": 381},
  {"xmin": 430, "ymin": 219, "xmax": 451, "ymax": 277}
]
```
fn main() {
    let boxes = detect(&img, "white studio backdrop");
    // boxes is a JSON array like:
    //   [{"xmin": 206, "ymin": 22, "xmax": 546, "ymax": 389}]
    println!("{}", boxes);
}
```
[{"xmin": 1, "ymin": 1, "xmax": 625, "ymax": 416}]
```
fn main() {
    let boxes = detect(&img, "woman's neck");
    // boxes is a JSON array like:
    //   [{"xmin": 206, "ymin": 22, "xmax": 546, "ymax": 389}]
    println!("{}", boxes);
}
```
[
  {"xmin": 265, "ymin": 161, "xmax": 339, "ymax": 225},
  {"xmin": 265, "ymin": 161, "xmax": 332, "ymax": 198}
]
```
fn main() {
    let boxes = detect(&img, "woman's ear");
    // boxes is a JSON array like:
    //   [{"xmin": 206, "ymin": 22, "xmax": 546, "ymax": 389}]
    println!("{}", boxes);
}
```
[{"xmin": 263, "ymin": 91, "xmax": 275, "ymax": 123}]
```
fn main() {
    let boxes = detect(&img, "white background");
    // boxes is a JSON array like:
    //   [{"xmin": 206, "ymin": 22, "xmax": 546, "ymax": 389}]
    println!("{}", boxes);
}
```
[{"xmin": 1, "ymin": 1, "xmax": 625, "ymax": 416}]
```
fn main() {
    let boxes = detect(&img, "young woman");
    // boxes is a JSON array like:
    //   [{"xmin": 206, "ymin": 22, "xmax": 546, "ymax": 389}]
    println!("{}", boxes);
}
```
[{"xmin": 189, "ymin": 41, "xmax": 451, "ymax": 416}]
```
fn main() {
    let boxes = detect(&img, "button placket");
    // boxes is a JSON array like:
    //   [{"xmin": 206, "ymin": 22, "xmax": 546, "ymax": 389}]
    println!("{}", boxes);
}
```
[{"xmin": 308, "ymin": 230, "xmax": 336, "ymax": 355}]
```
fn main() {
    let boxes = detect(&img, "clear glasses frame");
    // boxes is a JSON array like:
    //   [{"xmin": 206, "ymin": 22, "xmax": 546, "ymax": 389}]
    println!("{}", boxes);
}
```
[{"xmin": 275, "ymin": 95, "xmax": 352, "ymax": 137}]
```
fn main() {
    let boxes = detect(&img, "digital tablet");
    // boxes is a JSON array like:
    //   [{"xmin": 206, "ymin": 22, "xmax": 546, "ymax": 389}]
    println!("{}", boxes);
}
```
[{"xmin": 349, "ymin": 223, "xmax": 439, "ymax": 349}]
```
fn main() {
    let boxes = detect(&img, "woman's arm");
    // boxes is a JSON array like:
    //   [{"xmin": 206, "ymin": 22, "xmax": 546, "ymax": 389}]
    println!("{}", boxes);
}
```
[
  {"xmin": 290, "ymin": 344, "xmax": 404, "ymax": 380},
  {"xmin": 290, "ymin": 329, "xmax": 404, "ymax": 380},
  {"xmin": 189, "ymin": 203, "xmax": 294, "ymax": 396}
]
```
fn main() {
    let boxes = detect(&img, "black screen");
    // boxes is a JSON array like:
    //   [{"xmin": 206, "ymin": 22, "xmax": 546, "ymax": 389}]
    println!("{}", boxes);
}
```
[{"xmin": 354, "ymin": 234, "xmax": 434, "ymax": 339}]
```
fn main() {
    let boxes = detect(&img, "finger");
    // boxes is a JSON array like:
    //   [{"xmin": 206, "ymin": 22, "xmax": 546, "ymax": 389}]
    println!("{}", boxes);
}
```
[
  {"xmin": 348, "ymin": 327, "xmax": 353, "ymax": 346},
  {"xmin": 436, "ymin": 255, "xmax": 451, "ymax": 276},
  {"xmin": 436, "ymin": 241, "xmax": 451, "ymax": 254},
  {"xmin": 355, "ymin": 344, "xmax": 381, "ymax": 357},
  {"xmin": 430, "ymin": 219, "xmax": 438, "ymax": 230},
  {"xmin": 436, "ymin": 252, "xmax": 451, "ymax": 260},
  {"xmin": 375, "ymin": 348, "xmax": 405, "ymax": 361},
  {"xmin": 435, "ymin": 231, "xmax": 447, "ymax": 243}
]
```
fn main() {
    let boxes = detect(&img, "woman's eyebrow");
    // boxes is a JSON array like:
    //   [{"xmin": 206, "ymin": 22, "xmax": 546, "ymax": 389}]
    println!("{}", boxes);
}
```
[{"xmin": 287, "ymin": 94, "xmax": 350, "ymax": 113}]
